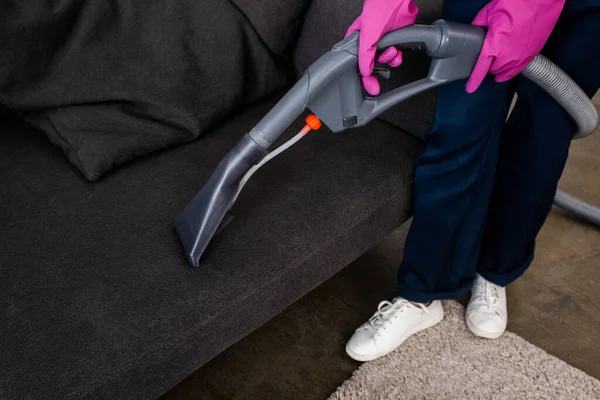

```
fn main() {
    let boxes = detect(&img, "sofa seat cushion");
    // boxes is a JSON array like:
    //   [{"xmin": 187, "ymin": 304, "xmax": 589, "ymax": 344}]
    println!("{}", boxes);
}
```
[{"xmin": 0, "ymin": 93, "xmax": 423, "ymax": 400}]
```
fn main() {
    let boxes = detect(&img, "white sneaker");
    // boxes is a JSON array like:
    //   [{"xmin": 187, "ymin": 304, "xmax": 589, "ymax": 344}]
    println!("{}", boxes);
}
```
[
  {"xmin": 466, "ymin": 274, "xmax": 508, "ymax": 339},
  {"xmin": 346, "ymin": 298, "xmax": 444, "ymax": 362}
]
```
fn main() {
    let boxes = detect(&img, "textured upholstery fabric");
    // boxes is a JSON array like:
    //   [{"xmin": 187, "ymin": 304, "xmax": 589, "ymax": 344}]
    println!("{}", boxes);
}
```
[
  {"xmin": 0, "ymin": 94, "xmax": 423, "ymax": 399},
  {"xmin": 0, "ymin": 1, "xmax": 287, "ymax": 181},
  {"xmin": 232, "ymin": 0, "xmax": 313, "ymax": 55},
  {"xmin": 293, "ymin": 0, "xmax": 443, "ymax": 139}
]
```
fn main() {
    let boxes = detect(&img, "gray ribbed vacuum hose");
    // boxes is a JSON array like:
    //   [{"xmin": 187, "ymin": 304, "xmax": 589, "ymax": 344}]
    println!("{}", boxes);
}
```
[
  {"xmin": 522, "ymin": 55, "xmax": 598, "ymax": 139},
  {"xmin": 523, "ymin": 55, "xmax": 599, "ymax": 226},
  {"xmin": 554, "ymin": 189, "xmax": 600, "ymax": 226}
]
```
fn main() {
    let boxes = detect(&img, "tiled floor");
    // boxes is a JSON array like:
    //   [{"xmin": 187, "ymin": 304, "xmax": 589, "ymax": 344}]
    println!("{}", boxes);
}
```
[{"xmin": 162, "ymin": 94, "xmax": 600, "ymax": 399}]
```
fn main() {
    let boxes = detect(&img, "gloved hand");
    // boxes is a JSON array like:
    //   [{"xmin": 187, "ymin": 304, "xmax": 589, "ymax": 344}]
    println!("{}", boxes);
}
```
[
  {"xmin": 345, "ymin": 0, "xmax": 419, "ymax": 96},
  {"xmin": 466, "ymin": 0, "xmax": 565, "ymax": 93}
]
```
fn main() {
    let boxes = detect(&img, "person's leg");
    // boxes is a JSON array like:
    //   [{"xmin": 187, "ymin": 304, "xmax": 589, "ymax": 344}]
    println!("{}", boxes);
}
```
[
  {"xmin": 346, "ymin": 0, "xmax": 514, "ymax": 361},
  {"xmin": 468, "ymin": 2, "xmax": 600, "ymax": 338},
  {"xmin": 396, "ymin": 2, "xmax": 515, "ymax": 304},
  {"xmin": 477, "ymin": 4, "xmax": 600, "ymax": 286},
  {"xmin": 347, "ymin": 72, "xmax": 513, "ymax": 361}
]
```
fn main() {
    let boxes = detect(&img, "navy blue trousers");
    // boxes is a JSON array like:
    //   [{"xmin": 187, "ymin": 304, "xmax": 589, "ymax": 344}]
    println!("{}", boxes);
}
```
[{"xmin": 398, "ymin": 0, "xmax": 600, "ymax": 303}]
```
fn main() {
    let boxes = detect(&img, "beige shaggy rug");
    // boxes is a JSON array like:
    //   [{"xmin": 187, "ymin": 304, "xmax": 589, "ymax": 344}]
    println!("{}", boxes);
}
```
[{"xmin": 330, "ymin": 301, "xmax": 600, "ymax": 400}]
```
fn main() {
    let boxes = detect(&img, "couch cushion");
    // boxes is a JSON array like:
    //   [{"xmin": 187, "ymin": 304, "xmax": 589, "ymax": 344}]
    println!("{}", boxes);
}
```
[
  {"xmin": 293, "ymin": 0, "xmax": 443, "ymax": 139},
  {"xmin": 0, "ymin": 1, "xmax": 287, "ymax": 182},
  {"xmin": 232, "ymin": 0, "xmax": 313, "ymax": 56},
  {"xmin": 0, "ymin": 93, "xmax": 423, "ymax": 399}
]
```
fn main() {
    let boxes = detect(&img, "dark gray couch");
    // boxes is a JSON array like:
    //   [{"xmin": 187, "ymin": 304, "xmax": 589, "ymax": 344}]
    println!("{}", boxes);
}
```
[{"xmin": 0, "ymin": 0, "xmax": 440, "ymax": 398}]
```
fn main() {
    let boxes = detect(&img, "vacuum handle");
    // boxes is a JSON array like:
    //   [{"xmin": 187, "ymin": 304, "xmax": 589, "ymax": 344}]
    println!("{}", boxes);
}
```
[
  {"xmin": 375, "ymin": 24, "xmax": 443, "ymax": 53},
  {"xmin": 354, "ymin": 21, "xmax": 598, "ymax": 137},
  {"xmin": 333, "ymin": 23, "xmax": 443, "ymax": 54},
  {"xmin": 358, "ymin": 21, "xmax": 486, "ymax": 125},
  {"xmin": 307, "ymin": 20, "xmax": 486, "ymax": 132}
]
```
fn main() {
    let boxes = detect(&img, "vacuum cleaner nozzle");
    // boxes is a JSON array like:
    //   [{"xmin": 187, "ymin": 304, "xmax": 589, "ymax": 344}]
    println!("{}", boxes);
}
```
[{"xmin": 175, "ymin": 135, "xmax": 266, "ymax": 267}]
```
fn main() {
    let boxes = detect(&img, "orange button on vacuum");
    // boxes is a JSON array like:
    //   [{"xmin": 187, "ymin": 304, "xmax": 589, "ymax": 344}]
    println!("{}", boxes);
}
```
[{"xmin": 305, "ymin": 114, "xmax": 322, "ymax": 131}]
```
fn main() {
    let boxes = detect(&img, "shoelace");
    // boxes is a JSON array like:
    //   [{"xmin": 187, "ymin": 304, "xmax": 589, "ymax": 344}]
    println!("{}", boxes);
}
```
[
  {"xmin": 363, "ymin": 298, "xmax": 430, "ymax": 331},
  {"xmin": 472, "ymin": 279, "xmax": 502, "ymax": 316}
]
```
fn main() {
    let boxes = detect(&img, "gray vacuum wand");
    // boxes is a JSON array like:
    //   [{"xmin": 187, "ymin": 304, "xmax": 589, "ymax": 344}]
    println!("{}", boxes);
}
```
[{"xmin": 175, "ymin": 20, "xmax": 598, "ymax": 267}]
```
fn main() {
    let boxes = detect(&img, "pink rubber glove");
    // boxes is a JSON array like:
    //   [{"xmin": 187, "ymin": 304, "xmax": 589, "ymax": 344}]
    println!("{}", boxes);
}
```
[
  {"xmin": 466, "ymin": 0, "xmax": 565, "ymax": 93},
  {"xmin": 345, "ymin": 0, "xmax": 419, "ymax": 96}
]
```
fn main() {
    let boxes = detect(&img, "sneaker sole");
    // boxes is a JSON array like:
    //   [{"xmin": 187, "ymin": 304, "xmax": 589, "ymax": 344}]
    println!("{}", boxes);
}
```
[
  {"xmin": 345, "ymin": 307, "xmax": 444, "ymax": 362},
  {"xmin": 465, "ymin": 314, "xmax": 505, "ymax": 339}
]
